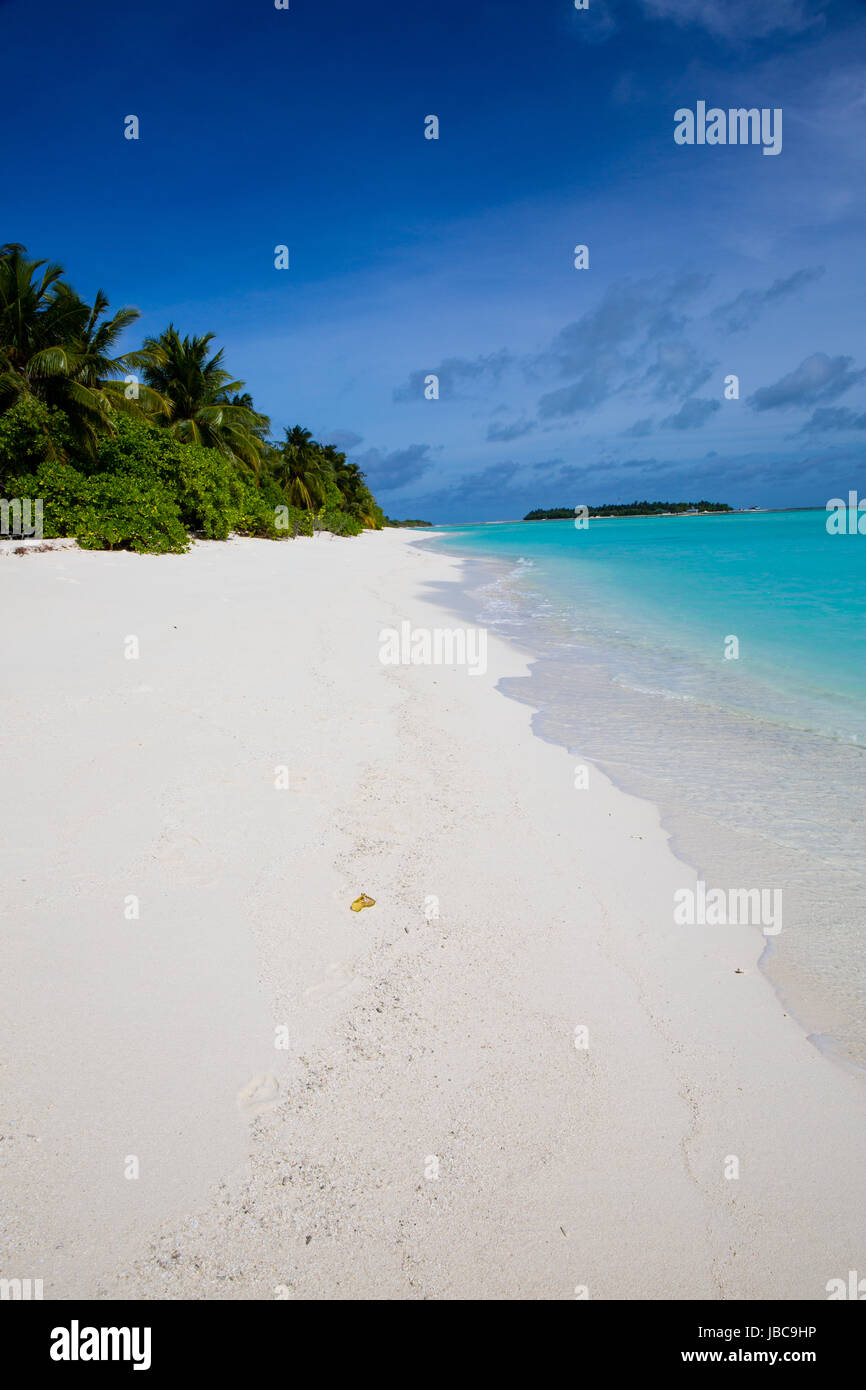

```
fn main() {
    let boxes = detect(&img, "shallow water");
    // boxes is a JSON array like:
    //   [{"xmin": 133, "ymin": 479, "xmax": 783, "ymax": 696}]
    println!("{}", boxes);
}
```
[{"xmin": 425, "ymin": 512, "xmax": 866, "ymax": 1068}]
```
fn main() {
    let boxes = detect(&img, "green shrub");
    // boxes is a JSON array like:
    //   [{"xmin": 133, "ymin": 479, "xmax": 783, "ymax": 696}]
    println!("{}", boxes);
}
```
[
  {"xmin": 0, "ymin": 397, "xmax": 70, "ymax": 488},
  {"xmin": 272, "ymin": 505, "xmax": 314, "ymax": 538},
  {"xmin": 90, "ymin": 417, "xmax": 337, "ymax": 543},
  {"xmin": 88, "ymin": 417, "xmax": 249, "ymax": 539},
  {"xmin": 4, "ymin": 459, "xmax": 188, "ymax": 554},
  {"xmin": 319, "ymin": 507, "xmax": 363, "ymax": 537},
  {"xmin": 72, "ymin": 476, "xmax": 189, "ymax": 554},
  {"xmin": 1, "ymin": 408, "xmax": 373, "ymax": 553}
]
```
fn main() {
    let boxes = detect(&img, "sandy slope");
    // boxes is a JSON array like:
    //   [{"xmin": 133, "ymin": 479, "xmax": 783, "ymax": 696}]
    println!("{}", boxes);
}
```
[{"xmin": 1, "ymin": 529, "xmax": 863, "ymax": 1300}]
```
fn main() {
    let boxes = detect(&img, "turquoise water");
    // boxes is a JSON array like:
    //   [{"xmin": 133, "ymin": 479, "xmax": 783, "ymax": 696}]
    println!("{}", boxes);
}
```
[{"xmin": 425, "ymin": 511, "xmax": 866, "ymax": 1068}]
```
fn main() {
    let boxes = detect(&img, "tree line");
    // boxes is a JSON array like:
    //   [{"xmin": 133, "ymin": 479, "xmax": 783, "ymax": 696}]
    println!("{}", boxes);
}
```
[
  {"xmin": 0, "ymin": 242, "xmax": 386, "ymax": 551},
  {"xmin": 524, "ymin": 501, "xmax": 732, "ymax": 520}
]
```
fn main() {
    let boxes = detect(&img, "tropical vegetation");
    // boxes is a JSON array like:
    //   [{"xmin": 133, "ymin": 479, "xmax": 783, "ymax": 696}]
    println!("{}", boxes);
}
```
[{"xmin": 0, "ymin": 243, "xmax": 385, "ymax": 552}]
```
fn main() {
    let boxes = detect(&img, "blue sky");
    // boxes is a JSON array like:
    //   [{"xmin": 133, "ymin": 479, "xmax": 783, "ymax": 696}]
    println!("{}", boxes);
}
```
[{"xmin": 3, "ymin": 0, "xmax": 864, "ymax": 520}]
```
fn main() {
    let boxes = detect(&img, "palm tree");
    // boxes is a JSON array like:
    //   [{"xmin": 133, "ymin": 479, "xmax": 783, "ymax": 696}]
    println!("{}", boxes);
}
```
[
  {"xmin": 137, "ymin": 325, "xmax": 270, "ymax": 473},
  {"xmin": 272, "ymin": 425, "xmax": 332, "ymax": 510},
  {"xmin": 0, "ymin": 243, "xmax": 143, "ymax": 451},
  {"xmin": 62, "ymin": 286, "xmax": 169, "ymax": 425},
  {"xmin": 322, "ymin": 445, "xmax": 381, "ymax": 526}
]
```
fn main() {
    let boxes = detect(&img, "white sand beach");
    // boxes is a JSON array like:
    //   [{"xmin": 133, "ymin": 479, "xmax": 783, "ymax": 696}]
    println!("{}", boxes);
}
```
[{"xmin": 2, "ymin": 529, "xmax": 864, "ymax": 1300}]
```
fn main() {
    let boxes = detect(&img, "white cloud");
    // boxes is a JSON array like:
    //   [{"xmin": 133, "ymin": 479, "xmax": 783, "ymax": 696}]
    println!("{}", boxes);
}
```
[{"xmin": 639, "ymin": 0, "xmax": 828, "ymax": 40}]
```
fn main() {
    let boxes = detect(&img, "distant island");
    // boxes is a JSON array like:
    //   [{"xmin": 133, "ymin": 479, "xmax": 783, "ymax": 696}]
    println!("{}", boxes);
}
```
[
  {"xmin": 524, "ymin": 500, "xmax": 733, "ymax": 520},
  {"xmin": 384, "ymin": 517, "xmax": 432, "ymax": 528}
]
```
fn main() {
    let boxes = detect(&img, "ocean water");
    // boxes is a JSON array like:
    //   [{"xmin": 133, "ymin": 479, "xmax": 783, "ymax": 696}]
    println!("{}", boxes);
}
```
[{"xmin": 424, "ymin": 511, "xmax": 866, "ymax": 1069}]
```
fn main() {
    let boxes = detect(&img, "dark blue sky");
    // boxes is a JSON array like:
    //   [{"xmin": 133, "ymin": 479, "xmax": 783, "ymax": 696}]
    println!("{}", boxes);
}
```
[{"xmin": 3, "ymin": 0, "xmax": 864, "ymax": 520}]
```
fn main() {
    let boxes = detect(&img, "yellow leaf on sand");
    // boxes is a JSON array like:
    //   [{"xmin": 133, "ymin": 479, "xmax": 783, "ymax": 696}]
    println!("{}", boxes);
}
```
[{"xmin": 350, "ymin": 894, "xmax": 376, "ymax": 912}]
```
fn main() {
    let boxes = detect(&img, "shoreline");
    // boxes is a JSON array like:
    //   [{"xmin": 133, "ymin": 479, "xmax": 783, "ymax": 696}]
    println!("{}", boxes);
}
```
[
  {"xmin": 421, "ymin": 530, "xmax": 866, "ymax": 1081},
  {"xmin": 418, "ymin": 525, "xmax": 866, "ymax": 1074},
  {"xmin": 2, "ymin": 530, "xmax": 864, "ymax": 1299}
]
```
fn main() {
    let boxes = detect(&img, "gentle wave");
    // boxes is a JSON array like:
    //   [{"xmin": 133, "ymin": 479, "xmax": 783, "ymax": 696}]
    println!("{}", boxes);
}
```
[{"xmin": 431, "ymin": 513, "xmax": 866, "ymax": 1069}]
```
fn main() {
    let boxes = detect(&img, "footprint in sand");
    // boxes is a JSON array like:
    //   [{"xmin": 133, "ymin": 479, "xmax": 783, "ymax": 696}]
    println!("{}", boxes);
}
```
[
  {"xmin": 236, "ymin": 1073, "xmax": 280, "ymax": 1117},
  {"xmin": 152, "ymin": 833, "xmax": 202, "ymax": 863},
  {"xmin": 303, "ymin": 963, "xmax": 364, "ymax": 1003}
]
